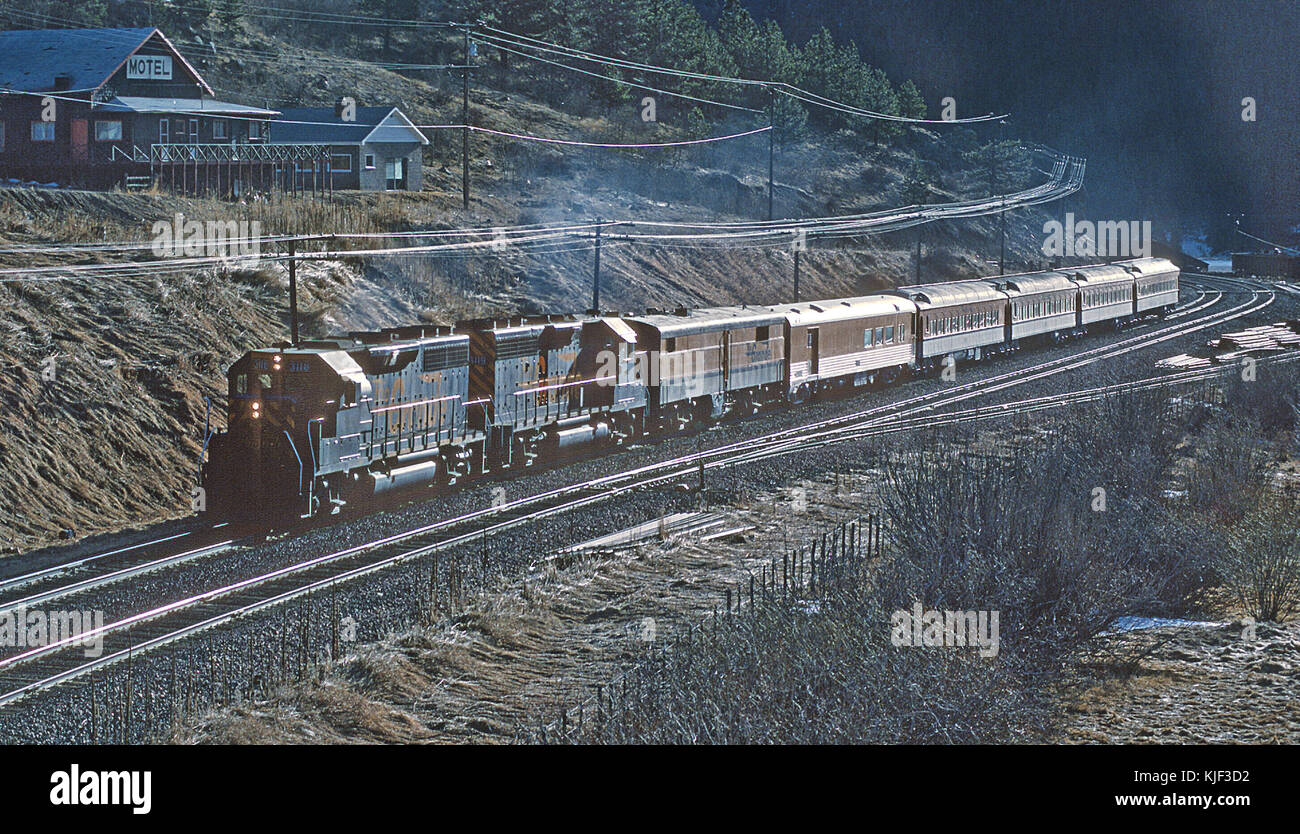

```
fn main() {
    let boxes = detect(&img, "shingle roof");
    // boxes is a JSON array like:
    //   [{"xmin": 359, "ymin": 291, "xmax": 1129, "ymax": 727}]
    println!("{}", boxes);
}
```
[
  {"xmin": 269, "ymin": 106, "xmax": 426, "ymax": 145},
  {"xmin": 0, "ymin": 27, "xmax": 158, "ymax": 92}
]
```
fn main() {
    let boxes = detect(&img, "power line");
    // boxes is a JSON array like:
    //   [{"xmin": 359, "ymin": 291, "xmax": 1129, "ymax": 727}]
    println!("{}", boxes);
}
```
[
  {"xmin": 0, "ymin": 150, "xmax": 1082, "ymax": 281},
  {"xmin": 478, "ymin": 38, "xmax": 761, "ymax": 113},
  {"xmin": 1236, "ymin": 228, "xmax": 1300, "ymax": 254},
  {"xmin": 474, "ymin": 26, "xmax": 1007, "ymax": 125}
]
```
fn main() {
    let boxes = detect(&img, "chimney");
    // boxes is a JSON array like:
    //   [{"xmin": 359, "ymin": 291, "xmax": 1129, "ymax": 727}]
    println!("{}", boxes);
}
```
[{"xmin": 53, "ymin": 74, "xmax": 72, "ymax": 91}]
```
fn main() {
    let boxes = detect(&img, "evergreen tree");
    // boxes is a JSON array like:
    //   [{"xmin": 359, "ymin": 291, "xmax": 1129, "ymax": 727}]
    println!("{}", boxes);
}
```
[
  {"xmin": 897, "ymin": 79, "xmax": 926, "ymax": 121},
  {"xmin": 900, "ymin": 156, "xmax": 934, "ymax": 205}
]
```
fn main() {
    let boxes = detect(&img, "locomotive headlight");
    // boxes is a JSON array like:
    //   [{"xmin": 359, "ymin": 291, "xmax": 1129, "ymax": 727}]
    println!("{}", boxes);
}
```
[{"xmin": 251, "ymin": 401, "xmax": 261, "ymax": 417}]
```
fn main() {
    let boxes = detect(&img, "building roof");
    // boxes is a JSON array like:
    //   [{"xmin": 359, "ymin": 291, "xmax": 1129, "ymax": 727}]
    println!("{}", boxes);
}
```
[
  {"xmin": 0, "ymin": 27, "xmax": 213, "ymax": 96},
  {"xmin": 269, "ymin": 106, "xmax": 428, "ymax": 145},
  {"xmin": 96, "ymin": 96, "xmax": 278, "ymax": 116}
]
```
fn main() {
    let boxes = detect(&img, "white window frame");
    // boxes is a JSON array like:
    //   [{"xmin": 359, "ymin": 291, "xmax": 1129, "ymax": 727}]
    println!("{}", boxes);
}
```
[
  {"xmin": 159, "ymin": 118, "xmax": 169, "ymax": 143},
  {"xmin": 94, "ymin": 120, "xmax": 122, "ymax": 141},
  {"xmin": 330, "ymin": 152, "xmax": 353, "ymax": 172},
  {"xmin": 364, "ymin": 153, "xmax": 375, "ymax": 169},
  {"xmin": 212, "ymin": 119, "xmax": 227, "ymax": 140}
]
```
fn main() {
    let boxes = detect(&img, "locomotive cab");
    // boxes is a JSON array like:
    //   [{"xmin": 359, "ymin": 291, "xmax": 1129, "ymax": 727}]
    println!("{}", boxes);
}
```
[{"xmin": 204, "ymin": 345, "xmax": 368, "ymax": 520}]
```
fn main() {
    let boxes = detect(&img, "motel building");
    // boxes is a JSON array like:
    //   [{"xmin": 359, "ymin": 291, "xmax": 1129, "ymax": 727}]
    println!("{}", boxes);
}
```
[{"xmin": 0, "ymin": 27, "xmax": 344, "ymax": 195}]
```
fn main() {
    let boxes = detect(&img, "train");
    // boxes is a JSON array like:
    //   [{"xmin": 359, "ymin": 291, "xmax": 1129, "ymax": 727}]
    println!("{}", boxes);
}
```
[{"xmin": 200, "ymin": 256, "xmax": 1180, "ymax": 519}]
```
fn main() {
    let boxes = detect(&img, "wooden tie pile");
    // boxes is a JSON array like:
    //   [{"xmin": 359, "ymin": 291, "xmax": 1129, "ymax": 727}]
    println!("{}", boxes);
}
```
[{"xmin": 1157, "ymin": 321, "xmax": 1300, "ymax": 371}]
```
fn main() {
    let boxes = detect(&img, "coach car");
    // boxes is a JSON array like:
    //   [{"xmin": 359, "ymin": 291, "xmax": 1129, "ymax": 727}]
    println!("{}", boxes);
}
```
[
  {"xmin": 624, "ymin": 306, "xmax": 786, "ymax": 428},
  {"xmin": 779, "ymin": 295, "xmax": 917, "ymax": 400},
  {"xmin": 1065, "ymin": 263, "xmax": 1135, "ymax": 327},
  {"xmin": 886, "ymin": 281, "xmax": 1009, "ymax": 367},
  {"xmin": 990, "ymin": 271, "xmax": 1079, "ymax": 344},
  {"xmin": 1125, "ymin": 257, "xmax": 1181, "ymax": 316}
]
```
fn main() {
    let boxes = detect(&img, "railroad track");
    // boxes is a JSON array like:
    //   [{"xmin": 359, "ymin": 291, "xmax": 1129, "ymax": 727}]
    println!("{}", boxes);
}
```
[
  {"xmin": 0, "ymin": 275, "xmax": 1276, "ymax": 711},
  {"xmin": 0, "ymin": 531, "xmax": 241, "ymax": 615}
]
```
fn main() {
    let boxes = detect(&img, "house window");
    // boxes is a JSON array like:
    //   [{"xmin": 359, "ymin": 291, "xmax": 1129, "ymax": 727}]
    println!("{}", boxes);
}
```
[
  {"xmin": 364, "ymin": 153, "xmax": 375, "ymax": 169},
  {"xmin": 159, "ymin": 118, "xmax": 169, "ymax": 143},
  {"xmin": 94, "ymin": 120, "xmax": 122, "ymax": 141},
  {"xmin": 30, "ymin": 121, "xmax": 55, "ymax": 141},
  {"xmin": 330, "ymin": 152, "xmax": 353, "ymax": 172},
  {"xmin": 188, "ymin": 118, "xmax": 198, "ymax": 144},
  {"xmin": 213, "ymin": 119, "xmax": 227, "ymax": 140}
]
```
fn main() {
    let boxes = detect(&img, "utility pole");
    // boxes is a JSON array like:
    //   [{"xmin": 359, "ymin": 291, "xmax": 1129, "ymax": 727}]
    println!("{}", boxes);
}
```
[
  {"xmin": 915, "ymin": 224, "xmax": 922, "ymax": 284},
  {"xmin": 999, "ymin": 199, "xmax": 1007, "ymax": 276},
  {"xmin": 462, "ymin": 26, "xmax": 472, "ymax": 211},
  {"xmin": 592, "ymin": 218, "xmax": 602, "ymax": 313},
  {"xmin": 288, "ymin": 237, "xmax": 299, "ymax": 346},
  {"xmin": 766, "ymin": 86, "xmax": 775, "ymax": 221},
  {"xmin": 793, "ymin": 246, "xmax": 801, "ymax": 302}
]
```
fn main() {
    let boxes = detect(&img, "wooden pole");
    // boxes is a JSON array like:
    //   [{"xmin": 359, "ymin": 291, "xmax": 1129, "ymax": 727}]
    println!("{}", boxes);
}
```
[
  {"xmin": 767, "ymin": 86, "xmax": 774, "ymax": 220},
  {"xmin": 592, "ymin": 218, "xmax": 602, "ymax": 313},
  {"xmin": 462, "ymin": 27, "xmax": 472, "ymax": 210},
  {"xmin": 288, "ymin": 237, "xmax": 299, "ymax": 346}
]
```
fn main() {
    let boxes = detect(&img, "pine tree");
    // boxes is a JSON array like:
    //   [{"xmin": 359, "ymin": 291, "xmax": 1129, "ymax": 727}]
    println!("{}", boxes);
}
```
[{"xmin": 897, "ymin": 79, "xmax": 926, "ymax": 121}]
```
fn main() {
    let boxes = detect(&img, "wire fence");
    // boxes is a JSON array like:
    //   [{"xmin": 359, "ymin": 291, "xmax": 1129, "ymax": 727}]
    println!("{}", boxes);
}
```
[{"xmin": 526, "ymin": 512, "xmax": 882, "ymax": 743}]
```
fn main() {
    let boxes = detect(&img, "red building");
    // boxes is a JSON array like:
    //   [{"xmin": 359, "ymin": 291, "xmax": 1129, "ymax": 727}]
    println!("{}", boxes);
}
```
[{"xmin": 0, "ymin": 27, "xmax": 330, "ymax": 194}]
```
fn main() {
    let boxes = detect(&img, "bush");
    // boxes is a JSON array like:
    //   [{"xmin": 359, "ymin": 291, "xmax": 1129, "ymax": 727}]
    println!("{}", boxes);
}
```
[{"xmin": 1218, "ymin": 495, "xmax": 1300, "ymax": 622}]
